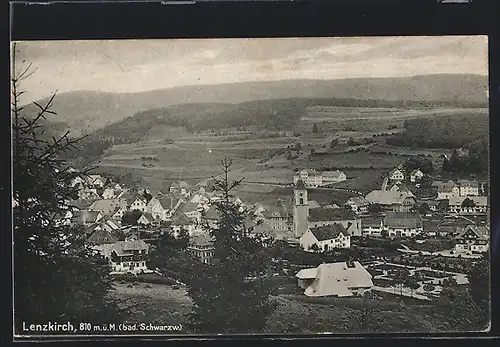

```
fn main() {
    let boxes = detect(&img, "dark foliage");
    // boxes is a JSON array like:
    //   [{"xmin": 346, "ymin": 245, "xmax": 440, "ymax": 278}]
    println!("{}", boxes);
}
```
[
  {"xmin": 12, "ymin": 49, "xmax": 123, "ymax": 333},
  {"xmin": 186, "ymin": 158, "xmax": 276, "ymax": 333},
  {"xmin": 121, "ymin": 210, "xmax": 143, "ymax": 226},
  {"xmin": 385, "ymin": 115, "xmax": 488, "ymax": 150}
]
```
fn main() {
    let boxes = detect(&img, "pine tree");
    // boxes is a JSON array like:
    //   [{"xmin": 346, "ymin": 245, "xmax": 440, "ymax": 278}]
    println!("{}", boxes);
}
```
[
  {"xmin": 186, "ymin": 158, "xmax": 277, "ymax": 333},
  {"xmin": 12, "ymin": 44, "xmax": 124, "ymax": 332}
]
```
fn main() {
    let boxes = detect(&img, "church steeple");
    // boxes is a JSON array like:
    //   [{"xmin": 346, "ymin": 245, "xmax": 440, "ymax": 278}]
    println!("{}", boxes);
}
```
[{"xmin": 293, "ymin": 179, "xmax": 309, "ymax": 238}]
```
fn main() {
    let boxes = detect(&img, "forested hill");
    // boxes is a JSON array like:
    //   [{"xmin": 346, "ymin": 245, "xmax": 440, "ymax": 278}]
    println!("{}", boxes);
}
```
[{"xmin": 26, "ymin": 74, "xmax": 488, "ymax": 135}]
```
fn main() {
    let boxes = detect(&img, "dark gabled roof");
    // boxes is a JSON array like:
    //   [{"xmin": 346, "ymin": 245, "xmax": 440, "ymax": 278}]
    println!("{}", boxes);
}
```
[
  {"xmin": 172, "ymin": 213, "xmax": 193, "ymax": 226},
  {"xmin": 87, "ymin": 228, "xmax": 118, "ymax": 245},
  {"xmin": 295, "ymin": 179, "xmax": 307, "ymax": 190},
  {"xmin": 308, "ymin": 208, "xmax": 357, "ymax": 222},
  {"xmin": 384, "ymin": 212, "xmax": 423, "ymax": 229},
  {"xmin": 158, "ymin": 195, "xmax": 176, "ymax": 210},
  {"xmin": 309, "ymin": 224, "xmax": 349, "ymax": 241},
  {"xmin": 361, "ymin": 217, "xmax": 384, "ymax": 228},
  {"xmin": 456, "ymin": 225, "xmax": 488, "ymax": 240},
  {"xmin": 203, "ymin": 206, "xmax": 220, "ymax": 220}
]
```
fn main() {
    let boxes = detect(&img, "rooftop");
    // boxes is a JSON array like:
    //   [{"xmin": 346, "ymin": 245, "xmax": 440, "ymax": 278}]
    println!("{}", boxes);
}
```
[
  {"xmin": 309, "ymin": 224, "xmax": 349, "ymax": 241},
  {"xmin": 308, "ymin": 208, "xmax": 358, "ymax": 222}
]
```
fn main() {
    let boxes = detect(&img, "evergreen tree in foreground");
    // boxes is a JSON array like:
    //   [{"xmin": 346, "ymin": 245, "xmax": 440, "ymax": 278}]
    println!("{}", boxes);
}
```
[
  {"xmin": 186, "ymin": 158, "xmax": 277, "ymax": 333},
  {"xmin": 12, "ymin": 45, "xmax": 124, "ymax": 332}
]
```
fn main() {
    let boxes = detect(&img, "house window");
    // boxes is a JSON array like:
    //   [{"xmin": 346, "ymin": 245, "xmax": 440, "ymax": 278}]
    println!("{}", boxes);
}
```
[{"xmin": 300, "ymin": 198, "xmax": 304, "ymax": 205}]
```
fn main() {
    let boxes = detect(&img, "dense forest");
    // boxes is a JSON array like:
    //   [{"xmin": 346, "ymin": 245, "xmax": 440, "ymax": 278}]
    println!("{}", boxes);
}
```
[{"xmin": 385, "ymin": 113, "xmax": 489, "ymax": 149}]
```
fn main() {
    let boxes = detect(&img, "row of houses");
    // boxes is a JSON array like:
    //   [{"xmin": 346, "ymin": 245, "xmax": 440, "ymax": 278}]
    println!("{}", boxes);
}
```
[
  {"xmin": 388, "ymin": 166, "xmax": 424, "ymax": 183},
  {"xmin": 434, "ymin": 179, "xmax": 483, "ymax": 199},
  {"xmin": 292, "ymin": 169, "xmax": 347, "ymax": 188}
]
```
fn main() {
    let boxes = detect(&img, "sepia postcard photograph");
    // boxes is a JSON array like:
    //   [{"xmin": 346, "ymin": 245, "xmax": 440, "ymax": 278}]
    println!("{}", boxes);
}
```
[{"xmin": 11, "ymin": 36, "xmax": 490, "ymax": 337}]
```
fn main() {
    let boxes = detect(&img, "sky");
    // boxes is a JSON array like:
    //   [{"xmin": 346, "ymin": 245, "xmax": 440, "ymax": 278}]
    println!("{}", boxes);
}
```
[{"xmin": 13, "ymin": 36, "xmax": 488, "ymax": 103}]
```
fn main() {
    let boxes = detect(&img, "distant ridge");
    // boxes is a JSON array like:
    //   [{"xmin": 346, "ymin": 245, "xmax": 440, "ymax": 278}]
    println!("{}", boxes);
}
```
[{"xmin": 23, "ymin": 74, "xmax": 488, "ymax": 135}]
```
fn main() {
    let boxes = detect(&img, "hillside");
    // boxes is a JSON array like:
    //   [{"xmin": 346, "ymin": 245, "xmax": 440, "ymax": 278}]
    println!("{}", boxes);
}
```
[{"xmin": 26, "ymin": 74, "xmax": 488, "ymax": 135}]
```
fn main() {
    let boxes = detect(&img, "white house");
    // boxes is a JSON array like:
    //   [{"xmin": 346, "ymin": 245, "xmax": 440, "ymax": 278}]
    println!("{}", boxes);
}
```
[
  {"xmin": 346, "ymin": 196, "xmax": 370, "ymax": 214},
  {"xmin": 87, "ymin": 174, "xmax": 107, "ymax": 188},
  {"xmin": 321, "ymin": 170, "xmax": 347, "ymax": 185},
  {"xmin": 95, "ymin": 240, "xmax": 151, "ymax": 274},
  {"xmin": 145, "ymin": 196, "xmax": 168, "ymax": 222},
  {"xmin": 110, "ymin": 207, "xmax": 126, "ymax": 223},
  {"xmin": 410, "ymin": 169, "xmax": 424, "ymax": 183},
  {"xmin": 388, "ymin": 168, "xmax": 404, "ymax": 181},
  {"xmin": 449, "ymin": 196, "xmax": 488, "ymax": 215},
  {"xmin": 296, "ymin": 261, "xmax": 373, "ymax": 297},
  {"xmin": 361, "ymin": 217, "xmax": 384, "ymax": 237},
  {"xmin": 459, "ymin": 180, "xmax": 480, "ymax": 197},
  {"xmin": 365, "ymin": 190, "xmax": 416, "ymax": 213},
  {"xmin": 384, "ymin": 212, "xmax": 423, "ymax": 238},
  {"xmin": 137, "ymin": 213, "xmax": 156, "ymax": 226},
  {"xmin": 437, "ymin": 180, "xmax": 460, "ymax": 200},
  {"xmin": 454, "ymin": 225, "xmax": 489, "ymax": 253},
  {"xmin": 300, "ymin": 224, "xmax": 351, "ymax": 252},
  {"xmin": 102, "ymin": 186, "xmax": 116, "ymax": 200},
  {"xmin": 293, "ymin": 169, "xmax": 323, "ymax": 188},
  {"xmin": 124, "ymin": 196, "xmax": 147, "ymax": 213}
]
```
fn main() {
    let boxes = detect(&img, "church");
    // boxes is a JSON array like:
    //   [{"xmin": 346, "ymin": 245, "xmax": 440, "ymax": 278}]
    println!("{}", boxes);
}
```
[{"xmin": 293, "ymin": 179, "xmax": 362, "ymax": 239}]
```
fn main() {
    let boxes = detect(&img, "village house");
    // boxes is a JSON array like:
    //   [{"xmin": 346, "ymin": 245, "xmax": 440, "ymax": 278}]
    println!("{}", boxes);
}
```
[
  {"xmin": 110, "ymin": 206, "xmax": 126, "ymax": 224},
  {"xmin": 86, "ymin": 228, "xmax": 120, "ymax": 246},
  {"xmin": 459, "ymin": 180, "xmax": 480, "ymax": 197},
  {"xmin": 296, "ymin": 260, "xmax": 373, "ymax": 297},
  {"xmin": 179, "ymin": 201, "xmax": 204, "ymax": 222},
  {"xmin": 96, "ymin": 240, "xmax": 150, "ymax": 274},
  {"xmin": 145, "ymin": 195, "xmax": 172, "ymax": 222},
  {"xmin": 321, "ymin": 170, "xmax": 347, "ymax": 185},
  {"xmin": 70, "ymin": 176, "xmax": 86, "ymax": 188},
  {"xmin": 89, "ymin": 199, "xmax": 122, "ymax": 216},
  {"xmin": 171, "ymin": 213, "xmax": 198, "ymax": 236},
  {"xmin": 87, "ymin": 174, "xmax": 107, "ymax": 188},
  {"xmin": 170, "ymin": 181, "xmax": 191, "ymax": 197},
  {"xmin": 78, "ymin": 187, "xmax": 101, "ymax": 200},
  {"xmin": 410, "ymin": 169, "xmax": 424, "ymax": 182},
  {"xmin": 384, "ymin": 212, "xmax": 423, "ymax": 238},
  {"xmin": 436, "ymin": 180, "xmax": 460, "ymax": 200},
  {"xmin": 300, "ymin": 224, "xmax": 351, "ymax": 252},
  {"xmin": 388, "ymin": 182, "xmax": 413, "ymax": 194},
  {"xmin": 365, "ymin": 190, "xmax": 416, "ymax": 213},
  {"xmin": 361, "ymin": 217, "xmax": 384, "ymax": 237},
  {"xmin": 262, "ymin": 204, "xmax": 292, "ymax": 232},
  {"xmin": 346, "ymin": 196, "xmax": 370, "ymax": 214},
  {"xmin": 454, "ymin": 225, "xmax": 489, "ymax": 253},
  {"xmin": 307, "ymin": 208, "xmax": 362, "ymax": 237},
  {"xmin": 449, "ymin": 196, "xmax": 488, "ymax": 215},
  {"xmin": 120, "ymin": 194, "xmax": 147, "ymax": 213},
  {"xmin": 308, "ymin": 200, "xmax": 322, "ymax": 209},
  {"xmin": 293, "ymin": 169, "xmax": 323, "ymax": 188},
  {"xmin": 102, "ymin": 185, "xmax": 117, "ymax": 200},
  {"xmin": 188, "ymin": 234, "xmax": 215, "ymax": 264},
  {"xmin": 293, "ymin": 169, "xmax": 347, "ymax": 188},
  {"xmin": 388, "ymin": 167, "xmax": 405, "ymax": 181},
  {"xmin": 137, "ymin": 212, "xmax": 156, "ymax": 226}
]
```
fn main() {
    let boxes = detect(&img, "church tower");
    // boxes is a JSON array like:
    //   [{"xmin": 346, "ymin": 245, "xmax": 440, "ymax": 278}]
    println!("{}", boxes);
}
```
[{"xmin": 293, "ymin": 179, "xmax": 309, "ymax": 238}]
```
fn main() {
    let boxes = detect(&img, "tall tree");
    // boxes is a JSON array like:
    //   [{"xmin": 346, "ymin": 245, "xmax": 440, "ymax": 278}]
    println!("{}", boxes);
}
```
[
  {"xmin": 11, "ymin": 44, "xmax": 124, "ymax": 332},
  {"xmin": 186, "ymin": 158, "xmax": 277, "ymax": 333}
]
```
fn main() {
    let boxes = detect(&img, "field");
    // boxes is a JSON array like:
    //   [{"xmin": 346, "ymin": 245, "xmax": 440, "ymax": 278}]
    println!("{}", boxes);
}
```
[
  {"xmin": 91, "ymin": 105, "xmax": 487, "ymax": 201},
  {"xmin": 111, "ymin": 282, "xmax": 453, "ymax": 334}
]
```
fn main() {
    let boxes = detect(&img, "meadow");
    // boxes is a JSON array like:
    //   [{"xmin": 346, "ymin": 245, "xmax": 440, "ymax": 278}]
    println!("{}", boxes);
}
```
[
  {"xmin": 111, "ymin": 282, "xmax": 454, "ymax": 334},
  {"xmin": 92, "ymin": 105, "xmax": 487, "ymax": 202}
]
